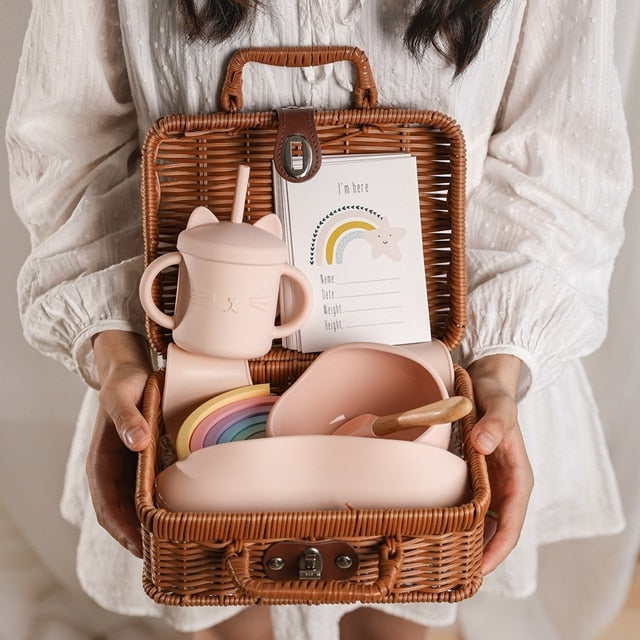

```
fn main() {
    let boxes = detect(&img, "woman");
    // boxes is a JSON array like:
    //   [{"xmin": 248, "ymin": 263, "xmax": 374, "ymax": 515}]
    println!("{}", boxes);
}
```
[{"xmin": 6, "ymin": 1, "xmax": 630, "ymax": 639}]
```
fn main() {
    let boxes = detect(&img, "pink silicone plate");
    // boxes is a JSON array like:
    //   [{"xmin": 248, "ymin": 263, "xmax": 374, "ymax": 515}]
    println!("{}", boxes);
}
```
[{"xmin": 156, "ymin": 435, "xmax": 469, "ymax": 513}]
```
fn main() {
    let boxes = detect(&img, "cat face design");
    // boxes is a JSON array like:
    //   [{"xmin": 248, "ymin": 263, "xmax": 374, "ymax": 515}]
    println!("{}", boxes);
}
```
[
  {"xmin": 183, "ymin": 206, "xmax": 283, "ymax": 318},
  {"xmin": 190, "ymin": 288, "xmax": 273, "ymax": 316}
]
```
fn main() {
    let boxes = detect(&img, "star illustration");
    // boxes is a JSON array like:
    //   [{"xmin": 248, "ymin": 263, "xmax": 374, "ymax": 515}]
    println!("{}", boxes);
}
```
[{"xmin": 362, "ymin": 217, "xmax": 406, "ymax": 261}]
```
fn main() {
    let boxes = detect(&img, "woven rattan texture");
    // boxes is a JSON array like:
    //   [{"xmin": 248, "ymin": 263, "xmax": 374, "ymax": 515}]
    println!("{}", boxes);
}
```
[
  {"xmin": 137, "ymin": 46, "xmax": 487, "ymax": 606},
  {"xmin": 137, "ymin": 366, "xmax": 489, "ymax": 606},
  {"xmin": 142, "ymin": 109, "xmax": 467, "ymax": 391}
]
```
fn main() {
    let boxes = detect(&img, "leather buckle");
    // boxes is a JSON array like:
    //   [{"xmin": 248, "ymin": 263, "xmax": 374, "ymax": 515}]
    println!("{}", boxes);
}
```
[{"xmin": 273, "ymin": 108, "xmax": 322, "ymax": 182}]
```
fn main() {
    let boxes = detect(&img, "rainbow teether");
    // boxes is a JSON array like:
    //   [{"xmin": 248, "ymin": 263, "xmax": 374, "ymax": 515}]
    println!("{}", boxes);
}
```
[
  {"xmin": 176, "ymin": 384, "xmax": 271, "ymax": 459},
  {"xmin": 190, "ymin": 396, "xmax": 278, "ymax": 451},
  {"xmin": 213, "ymin": 413, "xmax": 269, "ymax": 444}
]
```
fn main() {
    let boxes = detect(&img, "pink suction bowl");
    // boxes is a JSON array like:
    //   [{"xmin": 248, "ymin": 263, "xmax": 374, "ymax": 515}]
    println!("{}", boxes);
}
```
[{"xmin": 266, "ymin": 342, "xmax": 451, "ymax": 447}]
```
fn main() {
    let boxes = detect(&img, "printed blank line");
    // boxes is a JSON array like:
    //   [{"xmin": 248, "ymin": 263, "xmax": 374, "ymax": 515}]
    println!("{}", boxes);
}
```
[
  {"xmin": 346, "ymin": 321, "xmax": 404, "ymax": 329},
  {"xmin": 336, "ymin": 277, "xmax": 401, "ymax": 285},
  {"xmin": 337, "ymin": 291, "xmax": 401, "ymax": 299},
  {"xmin": 344, "ymin": 305, "xmax": 402, "ymax": 313}
]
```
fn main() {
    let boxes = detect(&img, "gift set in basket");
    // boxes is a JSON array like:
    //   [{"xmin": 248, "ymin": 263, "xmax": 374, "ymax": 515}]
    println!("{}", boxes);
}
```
[{"xmin": 136, "ymin": 46, "xmax": 490, "ymax": 607}]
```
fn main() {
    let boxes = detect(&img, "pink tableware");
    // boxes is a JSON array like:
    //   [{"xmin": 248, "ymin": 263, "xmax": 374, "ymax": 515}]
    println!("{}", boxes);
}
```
[
  {"xmin": 139, "ymin": 205, "xmax": 312, "ymax": 359},
  {"xmin": 331, "ymin": 396, "xmax": 472, "ymax": 438},
  {"xmin": 156, "ymin": 435, "xmax": 470, "ymax": 513},
  {"xmin": 266, "ymin": 342, "xmax": 453, "ymax": 448}
]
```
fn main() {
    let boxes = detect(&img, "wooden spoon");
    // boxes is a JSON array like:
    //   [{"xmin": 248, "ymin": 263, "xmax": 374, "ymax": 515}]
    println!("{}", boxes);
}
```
[{"xmin": 331, "ymin": 396, "xmax": 472, "ymax": 438}]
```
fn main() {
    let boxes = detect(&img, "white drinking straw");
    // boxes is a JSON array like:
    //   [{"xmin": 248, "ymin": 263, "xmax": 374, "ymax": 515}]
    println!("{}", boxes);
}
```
[{"xmin": 231, "ymin": 164, "xmax": 250, "ymax": 223}]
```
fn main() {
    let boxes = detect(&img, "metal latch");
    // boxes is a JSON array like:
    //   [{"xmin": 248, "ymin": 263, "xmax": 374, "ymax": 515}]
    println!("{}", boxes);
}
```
[
  {"xmin": 298, "ymin": 547, "xmax": 323, "ymax": 580},
  {"xmin": 281, "ymin": 133, "xmax": 314, "ymax": 180},
  {"xmin": 273, "ymin": 108, "xmax": 322, "ymax": 183},
  {"xmin": 263, "ymin": 540, "xmax": 359, "ymax": 581}
]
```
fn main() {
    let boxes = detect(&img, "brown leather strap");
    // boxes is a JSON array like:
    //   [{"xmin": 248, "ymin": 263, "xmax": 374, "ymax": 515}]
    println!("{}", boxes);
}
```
[{"xmin": 273, "ymin": 107, "xmax": 322, "ymax": 183}]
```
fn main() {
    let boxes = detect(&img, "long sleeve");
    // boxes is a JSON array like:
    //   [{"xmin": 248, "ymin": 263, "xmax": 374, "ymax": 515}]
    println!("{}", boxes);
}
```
[
  {"xmin": 6, "ymin": 0, "xmax": 144, "ymax": 388},
  {"xmin": 457, "ymin": 0, "xmax": 633, "ymax": 398}
]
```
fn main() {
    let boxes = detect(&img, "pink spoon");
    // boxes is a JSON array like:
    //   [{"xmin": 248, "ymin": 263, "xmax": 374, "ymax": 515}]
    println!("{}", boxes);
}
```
[{"xmin": 331, "ymin": 396, "xmax": 473, "ymax": 438}]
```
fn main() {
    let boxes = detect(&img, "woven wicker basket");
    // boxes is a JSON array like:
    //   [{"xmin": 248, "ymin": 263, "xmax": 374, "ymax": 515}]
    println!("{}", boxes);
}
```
[{"xmin": 136, "ymin": 46, "xmax": 490, "ymax": 606}]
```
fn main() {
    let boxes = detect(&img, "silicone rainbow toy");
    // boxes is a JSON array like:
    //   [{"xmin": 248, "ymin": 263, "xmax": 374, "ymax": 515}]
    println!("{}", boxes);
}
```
[{"xmin": 175, "ymin": 384, "xmax": 276, "ymax": 459}]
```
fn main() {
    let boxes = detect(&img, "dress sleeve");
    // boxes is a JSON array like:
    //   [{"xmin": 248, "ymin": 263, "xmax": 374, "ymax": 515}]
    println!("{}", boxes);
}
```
[
  {"xmin": 457, "ymin": 0, "xmax": 633, "ymax": 398},
  {"xmin": 6, "ymin": 0, "xmax": 144, "ymax": 388}
]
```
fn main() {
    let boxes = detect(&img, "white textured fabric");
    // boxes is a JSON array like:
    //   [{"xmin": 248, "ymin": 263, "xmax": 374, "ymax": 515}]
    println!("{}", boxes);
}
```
[{"xmin": 5, "ymin": 0, "xmax": 632, "ymax": 638}]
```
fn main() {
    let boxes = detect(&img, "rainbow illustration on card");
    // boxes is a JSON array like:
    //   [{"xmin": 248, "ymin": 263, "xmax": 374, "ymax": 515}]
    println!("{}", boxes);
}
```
[{"xmin": 309, "ymin": 205, "xmax": 407, "ymax": 266}]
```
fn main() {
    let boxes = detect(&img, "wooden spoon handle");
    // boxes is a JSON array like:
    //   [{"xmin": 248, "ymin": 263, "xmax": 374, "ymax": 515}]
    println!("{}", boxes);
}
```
[{"xmin": 372, "ymin": 396, "xmax": 473, "ymax": 437}]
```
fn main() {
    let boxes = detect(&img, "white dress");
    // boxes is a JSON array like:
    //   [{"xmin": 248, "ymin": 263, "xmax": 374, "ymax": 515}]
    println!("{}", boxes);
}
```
[{"xmin": 6, "ymin": 0, "xmax": 632, "ymax": 638}]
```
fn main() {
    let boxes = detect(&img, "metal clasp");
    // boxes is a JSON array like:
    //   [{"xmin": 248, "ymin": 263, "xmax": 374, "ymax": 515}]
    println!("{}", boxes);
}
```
[
  {"xmin": 274, "ymin": 108, "xmax": 322, "ymax": 182},
  {"xmin": 263, "ymin": 540, "xmax": 359, "ymax": 581},
  {"xmin": 282, "ymin": 134, "xmax": 314, "ymax": 180},
  {"xmin": 298, "ymin": 547, "xmax": 323, "ymax": 580}
]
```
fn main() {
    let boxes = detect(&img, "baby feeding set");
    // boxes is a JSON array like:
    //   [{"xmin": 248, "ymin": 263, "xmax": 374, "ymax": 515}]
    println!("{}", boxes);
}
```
[{"xmin": 136, "ymin": 47, "xmax": 490, "ymax": 607}]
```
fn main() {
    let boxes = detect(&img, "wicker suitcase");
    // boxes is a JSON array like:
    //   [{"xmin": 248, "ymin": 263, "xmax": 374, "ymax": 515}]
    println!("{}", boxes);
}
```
[{"xmin": 136, "ymin": 46, "xmax": 490, "ymax": 606}]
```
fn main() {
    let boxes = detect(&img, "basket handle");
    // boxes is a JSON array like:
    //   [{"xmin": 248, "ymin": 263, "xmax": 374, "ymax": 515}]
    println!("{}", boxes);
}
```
[
  {"xmin": 224, "ymin": 540, "xmax": 403, "ymax": 602},
  {"xmin": 220, "ymin": 46, "xmax": 379, "ymax": 112}
]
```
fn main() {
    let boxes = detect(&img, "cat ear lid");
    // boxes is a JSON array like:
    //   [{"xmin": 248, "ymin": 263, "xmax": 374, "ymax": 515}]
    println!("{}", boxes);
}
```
[
  {"xmin": 253, "ymin": 213, "xmax": 283, "ymax": 239},
  {"xmin": 187, "ymin": 206, "xmax": 219, "ymax": 228},
  {"xmin": 186, "ymin": 205, "xmax": 281, "ymax": 240}
]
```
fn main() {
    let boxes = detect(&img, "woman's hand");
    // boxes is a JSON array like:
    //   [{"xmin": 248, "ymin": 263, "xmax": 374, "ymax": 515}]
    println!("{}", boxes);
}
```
[
  {"xmin": 467, "ymin": 354, "xmax": 534, "ymax": 575},
  {"xmin": 86, "ymin": 330, "xmax": 153, "ymax": 557}
]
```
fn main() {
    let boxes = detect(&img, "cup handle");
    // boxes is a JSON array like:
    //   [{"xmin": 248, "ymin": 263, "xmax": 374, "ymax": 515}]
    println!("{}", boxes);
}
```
[
  {"xmin": 138, "ymin": 252, "xmax": 183, "ymax": 330},
  {"xmin": 273, "ymin": 264, "xmax": 313, "ymax": 340}
]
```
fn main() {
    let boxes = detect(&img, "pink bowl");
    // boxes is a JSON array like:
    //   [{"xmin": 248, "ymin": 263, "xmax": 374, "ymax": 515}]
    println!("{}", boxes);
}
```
[{"xmin": 266, "ymin": 342, "xmax": 451, "ymax": 448}]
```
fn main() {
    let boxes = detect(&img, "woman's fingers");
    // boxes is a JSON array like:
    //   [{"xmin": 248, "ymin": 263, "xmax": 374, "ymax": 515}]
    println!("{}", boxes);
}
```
[
  {"xmin": 97, "ymin": 363, "xmax": 151, "ymax": 451},
  {"xmin": 470, "ymin": 400, "xmax": 515, "ymax": 455},
  {"xmin": 480, "ymin": 423, "xmax": 533, "ymax": 574},
  {"xmin": 87, "ymin": 330, "xmax": 154, "ymax": 555},
  {"xmin": 93, "ymin": 330, "xmax": 153, "ymax": 451},
  {"xmin": 86, "ymin": 409, "xmax": 144, "ymax": 557},
  {"xmin": 467, "ymin": 354, "xmax": 534, "ymax": 575}
]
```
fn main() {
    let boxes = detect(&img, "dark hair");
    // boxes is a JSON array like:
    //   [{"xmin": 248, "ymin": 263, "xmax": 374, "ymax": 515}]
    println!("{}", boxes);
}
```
[
  {"xmin": 177, "ymin": 0, "xmax": 255, "ymax": 42},
  {"xmin": 405, "ymin": 0, "xmax": 500, "ymax": 74},
  {"xmin": 176, "ymin": 0, "xmax": 501, "ymax": 75}
]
